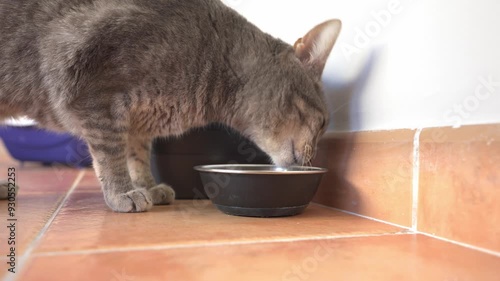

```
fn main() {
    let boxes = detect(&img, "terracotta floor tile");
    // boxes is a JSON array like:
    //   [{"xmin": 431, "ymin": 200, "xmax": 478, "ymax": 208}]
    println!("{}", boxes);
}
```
[
  {"xmin": 34, "ymin": 183, "xmax": 403, "ymax": 253},
  {"xmin": 74, "ymin": 169, "xmax": 101, "ymax": 193},
  {"xmin": 0, "ymin": 168, "xmax": 81, "ymax": 257},
  {"xmin": 20, "ymin": 234, "xmax": 500, "ymax": 281},
  {"xmin": 0, "ymin": 193, "xmax": 67, "ymax": 256},
  {"xmin": 313, "ymin": 130, "xmax": 415, "ymax": 227},
  {"xmin": 419, "ymin": 125, "xmax": 500, "ymax": 251},
  {"xmin": 8, "ymin": 168, "xmax": 81, "ymax": 194},
  {"xmin": 1, "ymin": 258, "xmax": 10, "ymax": 280},
  {"xmin": 77, "ymin": 169, "xmax": 99, "ymax": 185}
]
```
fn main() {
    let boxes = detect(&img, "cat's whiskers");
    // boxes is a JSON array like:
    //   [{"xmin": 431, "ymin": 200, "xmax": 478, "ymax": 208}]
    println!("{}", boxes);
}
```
[{"xmin": 303, "ymin": 144, "xmax": 313, "ymax": 167}]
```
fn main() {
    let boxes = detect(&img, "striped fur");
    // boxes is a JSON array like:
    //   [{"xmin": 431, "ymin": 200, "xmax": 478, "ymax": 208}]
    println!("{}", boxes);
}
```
[{"xmin": 0, "ymin": 0, "xmax": 340, "ymax": 212}]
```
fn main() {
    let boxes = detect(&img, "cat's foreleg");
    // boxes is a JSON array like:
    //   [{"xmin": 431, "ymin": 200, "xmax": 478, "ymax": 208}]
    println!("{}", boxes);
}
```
[
  {"xmin": 127, "ymin": 136, "xmax": 175, "ymax": 205},
  {"xmin": 82, "ymin": 124, "xmax": 153, "ymax": 212}
]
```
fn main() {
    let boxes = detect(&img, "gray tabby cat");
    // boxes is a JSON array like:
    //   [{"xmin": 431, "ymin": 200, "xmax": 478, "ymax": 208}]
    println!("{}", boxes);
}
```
[{"xmin": 0, "ymin": 0, "xmax": 341, "ymax": 212}]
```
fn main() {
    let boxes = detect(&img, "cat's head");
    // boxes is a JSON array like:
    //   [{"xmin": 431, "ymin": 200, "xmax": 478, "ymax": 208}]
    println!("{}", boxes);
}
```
[{"xmin": 239, "ymin": 19, "xmax": 341, "ymax": 167}]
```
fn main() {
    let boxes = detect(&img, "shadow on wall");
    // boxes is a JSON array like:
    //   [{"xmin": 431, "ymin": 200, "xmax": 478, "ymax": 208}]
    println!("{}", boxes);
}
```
[
  {"xmin": 312, "ymin": 49, "xmax": 380, "ymax": 213},
  {"xmin": 323, "ymin": 48, "xmax": 380, "ymax": 132}
]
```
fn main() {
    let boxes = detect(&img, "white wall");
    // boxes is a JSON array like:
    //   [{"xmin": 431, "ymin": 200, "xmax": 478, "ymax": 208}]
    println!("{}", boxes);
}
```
[{"xmin": 223, "ymin": 0, "xmax": 500, "ymax": 131}]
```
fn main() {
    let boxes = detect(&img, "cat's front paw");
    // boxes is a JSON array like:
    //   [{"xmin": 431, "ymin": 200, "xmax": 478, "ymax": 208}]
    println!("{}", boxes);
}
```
[
  {"xmin": 149, "ymin": 184, "xmax": 175, "ymax": 205},
  {"xmin": 105, "ymin": 188, "xmax": 153, "ymax": 212},
  {"xmin": 0, "ymin": 181, "xmax": 18, "ymax": 200}
]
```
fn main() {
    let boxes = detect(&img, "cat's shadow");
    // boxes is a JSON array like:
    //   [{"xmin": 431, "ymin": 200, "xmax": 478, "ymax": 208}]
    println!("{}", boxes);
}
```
[
  {"xmin": 324, "ymin": 48, "xmax": 379, "ymax": 131},
  {"xmin": 313, "ymin": 49, "xmax": 379, "ymax": 214}
]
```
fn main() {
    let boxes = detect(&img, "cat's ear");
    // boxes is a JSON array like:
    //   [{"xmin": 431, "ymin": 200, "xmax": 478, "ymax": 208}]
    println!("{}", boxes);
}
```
[{"xmin": 293, "ymin": 19, "xmax": 342, "ymax": 78}]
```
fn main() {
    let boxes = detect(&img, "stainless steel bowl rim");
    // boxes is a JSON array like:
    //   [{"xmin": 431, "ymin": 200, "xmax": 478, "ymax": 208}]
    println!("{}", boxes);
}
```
[{"xmin": 194, "ymin": 164, "xmax": 328, "ymax": 175}]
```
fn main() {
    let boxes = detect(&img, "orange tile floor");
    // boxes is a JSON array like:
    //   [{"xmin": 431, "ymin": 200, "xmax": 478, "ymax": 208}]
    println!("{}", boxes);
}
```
[{"xmin": 0, "ymin": 142, "xmax": 499, "ymax": 281}]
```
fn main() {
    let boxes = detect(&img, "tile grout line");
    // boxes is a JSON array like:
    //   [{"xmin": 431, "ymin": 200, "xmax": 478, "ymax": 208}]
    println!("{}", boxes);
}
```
[
  {"xmin": 313, "ymin": 203, "xmax": 413, "ymax": 232},
  {"xmin": 411, "ymin": 128, "xmax": 423, "ymax": 231},
  {"xmin": 32, "ymin": 232, "xmax": 412, "ymax": 257},
  {"xmin": 315, "ymin": 199, "xmax": 500, "ymax": 258},
  {"xmin": 418, "ymin": 232, "xmax": 500, "ymax": 258},
  {"xmin": 4, "ymin": 170, "xmax": 86, "ymax": 281}
]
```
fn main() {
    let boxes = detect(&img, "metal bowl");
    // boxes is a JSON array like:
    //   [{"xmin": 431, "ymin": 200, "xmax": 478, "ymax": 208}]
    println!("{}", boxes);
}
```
[{"xmin": 194, "ymin": 164, "xmax": 328, "ymax": 217}]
